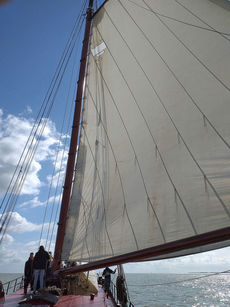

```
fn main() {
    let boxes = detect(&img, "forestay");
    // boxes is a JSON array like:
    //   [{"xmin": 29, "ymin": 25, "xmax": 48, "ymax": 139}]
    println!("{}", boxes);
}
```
[{"xmin": 62, "ymin": 0, "xmax": 230, "ymax": 263}]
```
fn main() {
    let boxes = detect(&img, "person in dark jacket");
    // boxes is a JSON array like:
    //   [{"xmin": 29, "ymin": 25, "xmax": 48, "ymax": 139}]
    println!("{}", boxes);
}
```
[
  {"xmin": 33, "ymin": 246, "xmax": 50, "ymax": 291},
  {"xmin": 0, "ymin": 280, "xmax": 5, "ymax": 298},
  {"xmin": 24, "ymin": 252, "xmax": 34, "ymax": 294},
  {"xmin": 102, "ymin": 267, "xmax": 116, "ymax": 296}
]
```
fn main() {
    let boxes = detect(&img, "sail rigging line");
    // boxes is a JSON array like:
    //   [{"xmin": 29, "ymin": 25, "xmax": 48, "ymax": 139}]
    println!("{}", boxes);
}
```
[
  {"xmin": 142, "ymin": 0, "xmax": 230, "ymax": 96},
  {"xmin": 0, "ymin": 4, "xmax": 84, "ymax": 214},
  {"xmin": 90, "ymin": 53, "xmax": 167, "ymax": 243},
  {"xmin": 43, "ymin": 19, "xmax": 86, "ymax": 250},
  {"xmin": 81, "ymin": 126, "xmax": 115, "ymax": 257},
  {"xmin": 81, "ymin": 197, "xmax": 92, "ymax": 260},
  {"xmin": 0, "ymin": 15, "xmax": 85, "ymax": 243},
  {"xmin": 86, "ymin": 85, "xmax": 139, "ymax": 250},
  {"xmin": 118, "ymin": 1, "xmax": 230, "ymax": 160},
  {"xmin": 81, "ymin": 83, "xmax": 106, "ymax": 258},
  {"xmin": 80, "ymin": 193, "xmax": 111, "ymax": 250},
  {"xmin": 0, "ymin": 2, "xmax": 87, "ymax": 240},
  {"xmin": 93, "ymin": 23, "xmax": 197, "ymax": 236},
  {"xmin": 53, "ymin": 0, "xmax": 95, "ymax": 270},
  {"xmin": 100, "ymin": 7, "xmax": 202, "ymax": 232},
  {"xmin": 174, "ymin": 0, "xmax": 230, "ymax": 42},
  {"xmin": 46, "ymin": 74, "xmax": 79, "ymax": 251},
  {"xmin": 103, "ymin": 7, "xmax": 230, "ymax": 220},
  {"xmin": 128, "ymin": 269, "xmax": 230, "ymax": 287},
  {"xmin": 125, "ymin": 0, "xmax": 230, "ymax": 37},
  {"xmin": 48, "ymin": 187, "xmax": 62, "ymax": 252},
  {"xmin": 81, "ymin": 28, "xmax": 139, "ymax": 251},
  {"xmin": 64, "ymin": 21, "xmax": 101, "ymax": 262}
]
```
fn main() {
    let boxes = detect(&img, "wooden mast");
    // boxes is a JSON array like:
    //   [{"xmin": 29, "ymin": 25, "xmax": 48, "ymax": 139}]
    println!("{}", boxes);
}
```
[{"xmin": 53, "ymin": 0, "xmax": 94, "ymax": 271}]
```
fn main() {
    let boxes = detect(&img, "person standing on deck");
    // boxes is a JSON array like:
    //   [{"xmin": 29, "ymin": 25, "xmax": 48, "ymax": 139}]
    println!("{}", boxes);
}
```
[
  {"xmin": 102, "ymin": 267, "xmax": 116, "ymax": 296},
  {"xmin": 24, "ymin": 252, "xmax": 34, "ymax": 295},
  {"xmin": 33, "ymin": 246, "xmax": 49, "ymax": 291},
  {"xmin": 0, "ymin": 281, "xmax": 5, "ymax": 298}
]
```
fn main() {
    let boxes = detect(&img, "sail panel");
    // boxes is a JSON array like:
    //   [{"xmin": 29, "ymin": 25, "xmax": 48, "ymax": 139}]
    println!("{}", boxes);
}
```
[{"xmin": 62, "ymin": 0, "xmax": 230, "ymax": 262}]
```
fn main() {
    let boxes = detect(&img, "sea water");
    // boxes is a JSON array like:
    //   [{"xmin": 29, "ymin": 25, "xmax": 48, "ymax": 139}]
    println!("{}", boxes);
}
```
[
  {"xmin": 117, "ymin": 273, "xmax": 230, "ymax": 306},
  {"xmin": 1, "ymin": 273, "xmax": 230, "ymax": 306}
]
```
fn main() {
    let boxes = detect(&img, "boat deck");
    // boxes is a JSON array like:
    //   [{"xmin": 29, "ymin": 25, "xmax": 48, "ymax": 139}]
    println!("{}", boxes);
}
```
[{"xmin": 0, "ymin": 286, "xmax": 115, "ymax": 306}]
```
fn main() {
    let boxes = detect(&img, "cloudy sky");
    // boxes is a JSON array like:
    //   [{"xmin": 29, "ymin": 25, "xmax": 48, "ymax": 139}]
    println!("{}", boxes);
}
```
[{"xmin": 1, "ymin": 0, "xmax": 230, "ymax": 275}]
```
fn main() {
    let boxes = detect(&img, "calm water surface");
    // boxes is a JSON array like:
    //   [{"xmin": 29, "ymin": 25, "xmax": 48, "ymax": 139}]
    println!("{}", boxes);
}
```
[{"xmin": 123, "ymin": 273, "xmax": 230, "ymax": 306}]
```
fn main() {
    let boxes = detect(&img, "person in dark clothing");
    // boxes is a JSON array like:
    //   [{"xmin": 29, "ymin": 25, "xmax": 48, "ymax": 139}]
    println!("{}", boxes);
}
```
[
  {"xmin": 102, "ymin": 267, "xmax": 116, "ymax": 296},
  {"xmin": 33, "ymin": 246, "xmax": 50, "ymax": 291},
  {"xmin": 0, "ymin": 280, "xmax": 5, "ymax": 298},
  {"xmin": 24, "ymin": 252, "xmax": 34, "ymax": 295}
]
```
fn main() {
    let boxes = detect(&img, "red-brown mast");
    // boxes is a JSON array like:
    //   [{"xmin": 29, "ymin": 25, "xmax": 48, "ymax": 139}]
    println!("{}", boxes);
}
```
[{"xmin": 53, "ymin": 0, "xmax": 94, "ymax": 271}]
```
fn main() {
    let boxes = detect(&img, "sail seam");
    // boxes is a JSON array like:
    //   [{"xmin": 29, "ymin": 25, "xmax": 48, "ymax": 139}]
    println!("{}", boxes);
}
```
[
  {"xmin": 82, "ymin": 127, "xmax": 115, "ymax": 257},
  {"xmin": 142, "ymin": 0, "xmax": 230, "ymax": 105},
  {"xmin": 125, "ymin": 0, "xmax": 230, "ymax": 37},
  {"xmin": 103, "ymin": 5, "xmax": 230, "ymax": 220},
  {"xmin": 90, "ymin": 50, "xmax": 168, "ymax": 242},
  {"xmin": 174, "ymin": 0, "xmax": 230, "ymax": 41},
  {"xmin": 119, "ymin": 0, "xmax": 230, "ymax": 154},
  {"xmin": 96, "ymin": 12, "xmax": 197, "ymax": 235},
  {"xmin": 116, "ymin": 0, "xmax": 230, "ymax": 219},
  {"xmin": 86, "ymin": 85, "xmax": 139, "ymax": 250}
]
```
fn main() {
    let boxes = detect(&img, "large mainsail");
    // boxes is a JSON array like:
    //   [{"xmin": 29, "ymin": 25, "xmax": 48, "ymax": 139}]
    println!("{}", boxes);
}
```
[{"xmin": 62, "ymin": 0, "xmax": 230, "ymax": 264}]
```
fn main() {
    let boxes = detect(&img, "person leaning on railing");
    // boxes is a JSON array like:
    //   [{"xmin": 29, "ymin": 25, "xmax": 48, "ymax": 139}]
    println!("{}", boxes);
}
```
[{"xmin": 102, "ymin": 267, "xmax": 116, "ymax": 297}]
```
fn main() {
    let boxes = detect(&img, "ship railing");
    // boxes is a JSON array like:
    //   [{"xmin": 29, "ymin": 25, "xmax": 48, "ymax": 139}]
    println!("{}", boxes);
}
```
[
  {"xmin": 110, "ymin": 280, "xmax": 134, "ymax": 307},
  {"xmin": 2, "ymin": 275, "xmax": 24, "ymax": 295}
]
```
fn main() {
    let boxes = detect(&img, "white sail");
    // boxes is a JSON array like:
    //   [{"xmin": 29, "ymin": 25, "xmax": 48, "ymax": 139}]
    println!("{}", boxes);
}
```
[{"xmin": 62, "ymin": 0, "xmax": 230, "ymax": 262}]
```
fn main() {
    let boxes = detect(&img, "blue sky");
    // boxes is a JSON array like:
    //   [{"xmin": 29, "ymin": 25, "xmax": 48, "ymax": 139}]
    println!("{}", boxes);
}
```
[{"xmin": 0, "ymin": 0, "xmax": 230, "ymax": 274}]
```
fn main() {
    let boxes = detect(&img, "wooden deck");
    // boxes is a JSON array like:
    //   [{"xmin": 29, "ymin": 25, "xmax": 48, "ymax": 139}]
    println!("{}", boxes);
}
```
[
  {"xmin": 0, "ymin": 288, "xmax": 25, "ymax": 306},
  {"xmin": 0, "ymin": 286, "xmax": 116, "ymax": 307},
  {"xmin": 56, "ymin": 286, "xmax": 115, "ymax": 307}
]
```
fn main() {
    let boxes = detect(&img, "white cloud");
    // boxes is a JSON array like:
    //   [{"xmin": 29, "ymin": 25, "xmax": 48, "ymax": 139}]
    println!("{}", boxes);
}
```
[
  {"xmin": 26, "ymin": 106, "xmax": 32, "ymax": 114},
  {"xmin": 0, "ymin": 212, "xmax": 56, "ymax": 272},
  {"xmin": 1, "ymin": 211, "xmax": 48, "ymax": 233},
  {"xmin": 0, "ymin": 109, "xmax": 65, "ymax": 196},
  {"xmin": 124, "ymin": 247, "xmax": 230, "ymax": 273},
  {"xmin": 19, "ymin": 194, "xmax": 62, "ymax": 209},
  {"xmin": 0, "ymin": 238, "xmax": 55, "ymax": 273},
  {"xmin": 1, "ymin": 233, "xmax": 14, "ymax": 245}
]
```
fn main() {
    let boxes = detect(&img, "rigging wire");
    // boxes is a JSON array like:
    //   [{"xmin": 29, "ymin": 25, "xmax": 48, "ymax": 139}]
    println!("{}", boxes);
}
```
[
  {"xmin": 174, "ymin": 0, "xmax": 230, "ymax": 42},
  {"xmin": 0, "ymin": 0, "xmax": 88, "ymax": 244},
  {"xmin": 44, "ymin": 22, "xmax": 85, "ymax": 249},
  {"xmin": 39, "ymin": 5, "xmax": 87, "ymax": 249},
  {"xmin": 0, "ymin": 0, "xmax": 87, "ymax": 217},
  {"xmin": 46, "ymin": 0, "xmax": 89, "ymax": 251},
  {"xmin": 76, "ymin": 29, "xmax": 139, "ymax": 257},
  {"xmin": 125, "ymin": 0, "xmax": 230, "ymax": 37}
]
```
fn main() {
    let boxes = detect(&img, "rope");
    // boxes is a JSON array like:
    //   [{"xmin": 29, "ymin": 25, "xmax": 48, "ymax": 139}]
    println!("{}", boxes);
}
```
[
  {"xmin": 41, "ymin": 8, "xmax": 87, "ymax": 249},
  {"xmin": 126, "ymin": 0, "xmax": 230, "ymax": 37},
  {"xmin": 0, "ymin": 0, "xmax": 87, "ymax": 245}
]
